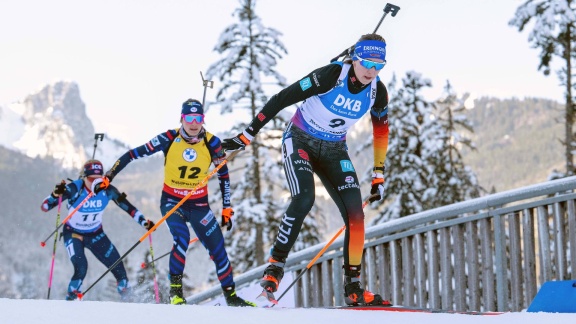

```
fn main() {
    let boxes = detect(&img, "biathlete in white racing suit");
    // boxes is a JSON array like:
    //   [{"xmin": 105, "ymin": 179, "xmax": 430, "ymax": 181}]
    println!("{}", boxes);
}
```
[{"xmin": 222, "ymin": 33, "xmax": 391, "ymax": 306}]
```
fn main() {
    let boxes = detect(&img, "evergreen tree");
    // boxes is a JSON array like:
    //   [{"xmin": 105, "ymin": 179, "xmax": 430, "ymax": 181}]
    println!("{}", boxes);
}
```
[
  {"xmin": 375, "ymin": 71, "xmax": 432, "ymax": 221},
  {"xmin": 509, "ymin": 0, "xmax": 576, "ymax": 176},
  {"xmin": 421, "ymin": 81, "xmax": 483, "ymax": 209},
  {"xmin": 205, "ymin": 0, "xmax": 320, "ymax": 276},
  {"xmin": 369, "ymin": 72, "xmax": 483, "ymax": 224}
]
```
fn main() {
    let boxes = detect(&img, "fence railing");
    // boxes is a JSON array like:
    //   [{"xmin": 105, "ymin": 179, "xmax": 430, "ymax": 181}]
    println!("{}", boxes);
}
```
[{"xmin": 187, "ymin": 176, "xmax": 576, "ymax": 312}]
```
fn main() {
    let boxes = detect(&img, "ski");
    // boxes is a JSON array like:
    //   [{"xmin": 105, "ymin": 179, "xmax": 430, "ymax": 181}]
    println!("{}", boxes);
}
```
[
  {"xmin": 331, "ymin": 305, "xmax": 503, "ymax": 315},
  {"xmin": 256, "ymin": 288, "xmax": 278, "ymax": 305}
]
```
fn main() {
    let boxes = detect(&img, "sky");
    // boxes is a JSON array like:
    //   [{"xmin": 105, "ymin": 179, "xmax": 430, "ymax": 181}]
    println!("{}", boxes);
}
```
[
  {"xmin": 1, "ymin": 298, "xmax": 575, "ymax": 324},
  {"xmin": 0, "ymin": 0, "xmax": 565, "ymax": 147}
]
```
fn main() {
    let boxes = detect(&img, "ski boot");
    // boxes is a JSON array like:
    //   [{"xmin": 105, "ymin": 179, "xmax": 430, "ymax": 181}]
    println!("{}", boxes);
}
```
[
  {"xmin": 65, "ymin": 291, "xmax": 80, "ymax": 301},
  {"xmin": 117, "ymin": 279, "xmax": 132, "ymax": 302},
  {"xmin": 223, "ymin": 285, "xmax": 257, "ymax": 307},
  {"xmin": 343, "ymin": 265, "xmax": 392, "ymax": 306},
  {"xmin": 66, "ymin": 279, "xmax": 82, "ymax": 301},
  {"xmin": 260, "ymin": 256, "xmax": 286, "ymax": 293},
  {"xmin": 169, "ymin": 274, "xmax": 186, "ymax": 305}
]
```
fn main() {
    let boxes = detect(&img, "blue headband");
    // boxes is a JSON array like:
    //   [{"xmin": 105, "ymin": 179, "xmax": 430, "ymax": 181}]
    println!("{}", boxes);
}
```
[{"xmin": 353, "ymin": 40, "xmax": 386, "ymax": 61}]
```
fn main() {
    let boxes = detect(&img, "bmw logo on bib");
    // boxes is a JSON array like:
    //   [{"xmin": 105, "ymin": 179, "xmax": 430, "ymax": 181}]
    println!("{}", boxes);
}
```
[{"xmin": 182, "ymin": 148, "xmax": 197, "ymax": 162}]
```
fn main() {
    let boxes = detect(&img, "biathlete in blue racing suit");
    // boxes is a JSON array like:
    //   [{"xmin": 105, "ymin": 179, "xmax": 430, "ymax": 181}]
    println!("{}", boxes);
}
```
[
  {"xmin": 41, "ymin": 159, "xmax": 154, "ymax": 301},
  {"xmin": 99, "ymin": 99, "xmax": 255, "ymax": 307}
]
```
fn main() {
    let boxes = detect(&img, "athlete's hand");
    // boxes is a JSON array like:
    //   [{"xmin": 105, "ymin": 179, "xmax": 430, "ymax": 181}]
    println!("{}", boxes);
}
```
[
  {"xmin": 222, "ymin": 132, "xmax": 252, "ymax": 151},
  {"xmin": 369, "ymin": 173, "xmax": 385, "ymax": 203},
  {"xmin": 142, "ymin": 219, "xmax": 155, "ymax": 231},
  {"xmin": 221, "ymin": 207, "xmax": 234, "ymax": 231},
  {"xmin": 52, "ymin": 181, "xmax": 66, "ymax": 197},
  {"xmin": 91, "ymin": 177, "xmax": 110, "ymax": 195}
]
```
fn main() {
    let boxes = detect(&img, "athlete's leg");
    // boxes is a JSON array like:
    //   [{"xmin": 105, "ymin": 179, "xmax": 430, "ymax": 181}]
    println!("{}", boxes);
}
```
[
  {"xmin": 317, "ymin": 143, "xmax": 390, "ymax": 305},
  {"xmin": 315, "ymin": 142, "xmax": 364, "ymax": 266},
  {"xmin": 162, "ymin": 197, "xmax": 191, "ymax": 276},
  {"xmin": 85, "ymin": 231, "xmax": 130, "ymax": 299},
  {"xmin": 63, "ymin": 230, "xmax": 87, "ymax": 299},
  {"xmin": 161, "ymin": 196, "xmax": 192, "ymax": 305},
  {"xmin": 85, "ymin": 231, "xmax": 127, "ymax": 282},
  {"xmin": 187, "ymin": 206, "xmax": 234, "ymax": 288},
  {"xmin": 270, "ymin": 130, "xmax": 317, "ymax": 260}
]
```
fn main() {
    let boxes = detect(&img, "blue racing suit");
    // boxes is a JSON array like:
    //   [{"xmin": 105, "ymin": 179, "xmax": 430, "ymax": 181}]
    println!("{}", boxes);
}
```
[
  {"xmin": 41, "ymin": 179, "xmax": 146, "ymax": 298},
  {"xmin": 106, "ymin": 128, "xmax": 235, "ymax": 288}
]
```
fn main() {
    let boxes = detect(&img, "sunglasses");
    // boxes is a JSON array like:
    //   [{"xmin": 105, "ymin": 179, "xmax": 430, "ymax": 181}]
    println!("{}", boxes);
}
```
[
  {"xmin": 354, "ymin": 55, "xmax": 386, "ymax": 71},
  {"xmin": 181, "ymin": 114, "xmax": 204, "ymax": 124}
]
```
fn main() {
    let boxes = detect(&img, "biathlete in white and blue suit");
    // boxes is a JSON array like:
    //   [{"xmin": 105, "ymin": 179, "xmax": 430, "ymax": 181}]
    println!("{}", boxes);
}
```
[{"xmin": 41, "ymin": 160, "xmax": 154, "ymax": 301}]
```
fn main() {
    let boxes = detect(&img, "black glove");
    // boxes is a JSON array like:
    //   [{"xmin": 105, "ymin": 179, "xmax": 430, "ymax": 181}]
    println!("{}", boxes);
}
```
[
  {"xmin": 221, "ymin": 133, "xmax": 251, "ymax": 151},
  {"xmin": 142, "ymin": 219, "xmax": 155, "ymax": 230},
  {"xmin": 91, "ymin": 177, "xmax": 110, "ymax": 195},
  {"xmin": 369, "ymin": 175, "xmax": 385, "ymax": 203},
  {"xmin": 52, "ymin": 181, "xmax": 66, "ymax": 197},
  {"xmin": 221, "ymin": 207, "xmax": 234, "ymax": 231},
  {"xmin": 104, "ymin": 170, "xmax": 115, "ymax": 182}
]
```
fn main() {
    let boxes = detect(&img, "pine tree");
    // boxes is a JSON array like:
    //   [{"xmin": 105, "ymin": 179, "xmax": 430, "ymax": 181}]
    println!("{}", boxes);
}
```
[
  {"xmin": 369, "ymin": 72, "xmax": 483, "ymax": 224},
  {"xmin": 509, "ymin": 0, "xmax": 576, "ymax": 176},
  {"xmin": 205, "ymin": 0, "xmax": 320, "ymax": 276},
  {"xmin": 376, "ymin": 71, "xmax": 432, "ymax": 221},
  {"xmin": 421, "ymin": 81, "xmax": 483, "ymax": 209}
]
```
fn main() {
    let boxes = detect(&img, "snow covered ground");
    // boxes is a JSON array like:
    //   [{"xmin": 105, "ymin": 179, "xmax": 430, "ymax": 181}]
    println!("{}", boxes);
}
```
[{"xmin": 1, "ymin": 298, "xmax": 575, "ymax": 324}]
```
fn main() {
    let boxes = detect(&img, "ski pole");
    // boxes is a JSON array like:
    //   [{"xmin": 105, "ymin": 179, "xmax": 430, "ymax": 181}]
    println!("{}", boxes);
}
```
[
  {"xmin": 272, "ymin": 195, "xmax": 376, "ymax": 305},
  {"xmin": 78, "ymin": 149, "xmax": 242, "ymax": 299},
  {"xmin": 46, "ymin": 193, "xmax": 63, "ymax": 299},
  {"xmin": 40, "ymin": 192, "xmax": 94, "ymax": 246},
  {"xmin": 330, "ymin": 2, "xmax": 401, "ymax": 62},
  {"xmin": 141, "ymin": 237, "xmax": 199, "ymax": 269},
  {"xmin": 148, "ymin": 234, "xmax": 160, "ymax": 304},
  {"xmin": 92, "ymin": 133, "xmax": 105, "ymax": 160}
]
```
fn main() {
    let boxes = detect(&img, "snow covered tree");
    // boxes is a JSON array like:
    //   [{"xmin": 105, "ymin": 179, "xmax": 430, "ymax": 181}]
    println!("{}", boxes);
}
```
[
  {"xmin": 368, "ymin": 72, "xmax": 482, "ymax": 224},
  {"xmin": 421, "ymin": 81, "xmax": 483, "ymax": 209},
  {"xmin": 509, "ymin": 0, "xmax": 576, "ymax": 176},
  {"xmin": 373, "ymin": 71, "xmax": 432, "ymax": 221},
  {"xmin": 205, "ymin": 0, "xmax": 320, "ymax": 275}
]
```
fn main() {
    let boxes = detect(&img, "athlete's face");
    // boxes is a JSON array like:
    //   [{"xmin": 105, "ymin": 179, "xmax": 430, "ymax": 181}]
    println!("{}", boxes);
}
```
[
  {"xmin": 84, "ymin": 175, "xmax": 102, "ymax": 189},
  {"xmin": 180, "ymin": 114, "xmax": 204, "ymax": 136},
  {"xmin": 352, "ymin": 58, "xmax": 384, "ymax": 85}
]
